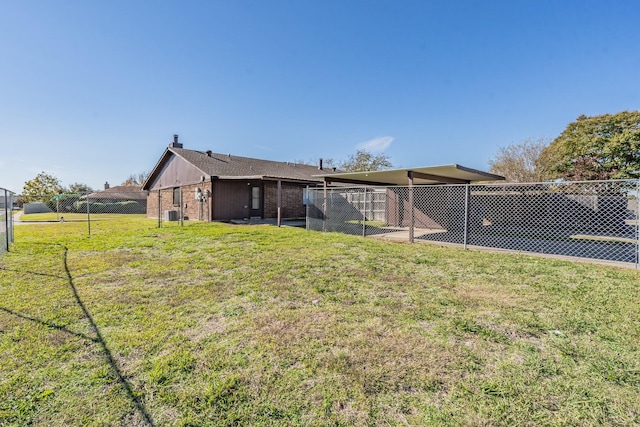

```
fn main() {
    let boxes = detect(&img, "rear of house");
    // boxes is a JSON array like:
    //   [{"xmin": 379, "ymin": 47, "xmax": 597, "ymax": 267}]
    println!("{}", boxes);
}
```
[{"xmin": 142, "ymin": 136, "xmax": 335, "ymax": 221}]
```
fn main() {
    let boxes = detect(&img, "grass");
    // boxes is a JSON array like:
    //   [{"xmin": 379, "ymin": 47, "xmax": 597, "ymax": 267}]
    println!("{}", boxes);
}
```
[
  {"xmin": 1, "ymin": 217, "xmax": 639, "ymax": 426},
  {"xmin": 18, "ymin": 213, "xmax": 147, "ymax": 222}
]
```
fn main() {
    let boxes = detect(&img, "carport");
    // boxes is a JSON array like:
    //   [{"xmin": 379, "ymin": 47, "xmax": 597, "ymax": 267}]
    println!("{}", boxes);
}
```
[{"xmin": 315, "ymin": 164, "xmax": 504, "ymax": 243}]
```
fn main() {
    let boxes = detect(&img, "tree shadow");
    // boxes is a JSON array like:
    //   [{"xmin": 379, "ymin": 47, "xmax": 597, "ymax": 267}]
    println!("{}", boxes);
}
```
[{"xmin": 1, "ymin": 245, "xmax": 155, "ymax": 426}]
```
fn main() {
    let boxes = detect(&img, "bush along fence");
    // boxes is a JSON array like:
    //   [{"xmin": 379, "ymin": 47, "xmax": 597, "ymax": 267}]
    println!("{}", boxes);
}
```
[
  {"xmin": 19, "ymin": 189, "xmax": 148, "ymax": 235},
  {"xmin": 306, "ymin": 179, "xmax": 640, "ymax": 268},
  {"xmin": 0, "ymin": 188, "xmax": 15, "ymax": 256}
]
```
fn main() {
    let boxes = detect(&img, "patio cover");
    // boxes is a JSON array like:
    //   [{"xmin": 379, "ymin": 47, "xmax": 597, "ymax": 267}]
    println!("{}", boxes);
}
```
[{"xmin": 314, "ymin": 164, "xmax": 504, "ymax": 186}]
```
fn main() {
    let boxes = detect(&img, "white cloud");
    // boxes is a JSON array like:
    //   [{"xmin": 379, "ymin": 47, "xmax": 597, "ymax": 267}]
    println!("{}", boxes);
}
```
[{"xmin": 357, "ymin": 136, "xmax": 394, "ymax": 152}]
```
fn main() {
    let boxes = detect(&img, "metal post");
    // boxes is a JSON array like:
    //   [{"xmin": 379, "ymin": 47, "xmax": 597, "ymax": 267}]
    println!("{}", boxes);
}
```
[
  {"xmin": 277, "ymin": 180, "xmax": 282, "ymax": 227},
  {"xmin": 4, "ymin": 189, "xmax": 9, "ymax": 252},
  {"xmin": 87, "ymin": 193, "xmax": 91, "ymax": 236},
  {"xmin": 362, "ymin": 187, "xmax": 367, "ymax": 237},
  {"xmin": 463, "ymin": 184, "xmax": 470, "ymax": 250},
  {"xmin": 305, "ymin": 185, "xmax": 310, "ymax": 231},
  {"xmin": 179, "ymin": 187, "xmax": 184, "ymax": 227},
  {"xmin": 158, "ymin": 189, "xmax": 161, "ymax": 228},
  {"xmin": 323, "ymin": 180, "xmax": 328, "ymax": 232},
  {"xmin": 408, "ymin": 171, "xmax": 414, "ymax": 243},
  {"xmin": 637, "ymin": 180, "xmax": 640, "ymax": 270}
]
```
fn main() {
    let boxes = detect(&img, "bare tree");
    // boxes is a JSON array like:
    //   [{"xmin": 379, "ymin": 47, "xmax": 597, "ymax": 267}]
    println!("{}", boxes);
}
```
[
  {"xmin": 489, "ymin": 138, "xmax": 548, "ymax": 182},
  {"xmin": 122, "ymin": 171, "xmax": 150, "ymax": 187}
]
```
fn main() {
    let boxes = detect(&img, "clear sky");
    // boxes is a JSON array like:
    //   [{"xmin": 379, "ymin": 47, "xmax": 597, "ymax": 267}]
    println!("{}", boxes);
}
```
[{"xmin": 1, "ymin": 0, "xmax": 639, "ymax": 193}]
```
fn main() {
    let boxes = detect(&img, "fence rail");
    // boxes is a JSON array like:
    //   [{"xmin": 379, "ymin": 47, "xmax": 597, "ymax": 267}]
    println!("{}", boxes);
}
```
[
  {"xmin": 17, "ymin": 191, "xmax": 149, "ymax": 235},
  {"xmin": 306, "ymin": 180, "xmax": 640, "ymax": 268},
  {"xmin": 0, "ymin": 188, "xmax": 16, "ymax": 256}
]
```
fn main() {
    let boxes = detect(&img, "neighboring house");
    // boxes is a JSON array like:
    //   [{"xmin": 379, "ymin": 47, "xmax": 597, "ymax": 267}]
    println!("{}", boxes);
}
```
[
  {"xmin": 86, "ymin": 183, "xmax": 149, "ymax": 203},
  {"xmin": 142, "ymin": 135, "xmax": 337, "ymax": 221},
  {"xmin": 83, "ymin": 183, "xmax": 149, "ymax": 214}
]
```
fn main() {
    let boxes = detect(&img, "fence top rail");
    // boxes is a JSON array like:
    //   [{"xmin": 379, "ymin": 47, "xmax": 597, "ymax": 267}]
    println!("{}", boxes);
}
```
[{"xmin": 311, "ymin": 179, "xmax": 640, "ymax": 192}]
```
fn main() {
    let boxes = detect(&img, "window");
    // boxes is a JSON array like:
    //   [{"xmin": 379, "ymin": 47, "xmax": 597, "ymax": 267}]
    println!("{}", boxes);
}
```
[
  {"xmin": 173, "ymin": 187, "xmax": 180, "ymax": 206},
  {"xmin": 252, "ymin": 187, "xmax": 260, "ymax": 209}
]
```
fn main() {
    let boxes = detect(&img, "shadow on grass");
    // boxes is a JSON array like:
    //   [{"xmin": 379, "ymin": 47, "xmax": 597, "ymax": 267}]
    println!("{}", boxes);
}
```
[{"xmin": 1, "ymin": 245, "xmax": 155, "ymax": 426}]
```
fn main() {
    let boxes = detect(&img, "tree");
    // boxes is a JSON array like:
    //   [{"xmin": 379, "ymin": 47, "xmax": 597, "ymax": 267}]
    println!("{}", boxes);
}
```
[
  {"xmin": 488, "ymin": 138, "xmax": 548, "ymax": 182},
  {"xmin": 66, "ymin": 182, "xmax": 94, "ymax": 194},
  {"xmin": 539, "ymin": 111, "xmax": 640, "ymax": 180},
  {"xmin": 122, "ymin": 171, "xmax": 150, "ymax": 187},
  {"xmin": 340, "ymin": 149, "xmax": 393, "ymax": 172},
  {"xmin": 21, "ymin": 172, "xmax": 63, "ymax": 203}
]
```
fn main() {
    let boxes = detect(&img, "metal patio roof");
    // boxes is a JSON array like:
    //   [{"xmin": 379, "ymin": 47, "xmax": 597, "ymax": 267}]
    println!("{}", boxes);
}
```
[{"xmin": 314, "ymin": 164, "xmax": 504, "ymax": 186}]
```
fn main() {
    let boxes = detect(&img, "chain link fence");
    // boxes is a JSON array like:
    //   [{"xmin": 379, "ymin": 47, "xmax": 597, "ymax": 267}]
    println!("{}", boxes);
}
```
[
  {"xmin": 307, "ymin": 180, "xmax": 640, "ymax": 268},
  {"xmin": 0, "ymin": 188, "xmax": 15, "ymax": 256},
  {"xmin": 19, "ymin": 190, "xmax": 149, "ymax": 234}
]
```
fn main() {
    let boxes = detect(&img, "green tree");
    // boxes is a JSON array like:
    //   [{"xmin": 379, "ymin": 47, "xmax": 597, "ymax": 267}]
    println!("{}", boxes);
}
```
[
  {"xmin": 66, "ymin": 182, "xmax": 94, "ymax": 193},
  {"xmin": 488, "ymin": 138, "xmax": 548, "ymax": 182},
  {"xmin": 22, "ymin": 172, "xmax": 63, "ymax": 203},
  {"xmin": 539, "ymin": 111, "xmax": 640, "ymax": 180},
  {"xmin": 340, "ymin": 149, "xmax": 393, "ymax": 172}
]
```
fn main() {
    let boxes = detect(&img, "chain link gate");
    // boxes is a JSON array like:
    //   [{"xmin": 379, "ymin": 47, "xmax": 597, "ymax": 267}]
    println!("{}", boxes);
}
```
[{"xmin": 307, "ymin": 180, "xmax": 640, "ymax": 268}]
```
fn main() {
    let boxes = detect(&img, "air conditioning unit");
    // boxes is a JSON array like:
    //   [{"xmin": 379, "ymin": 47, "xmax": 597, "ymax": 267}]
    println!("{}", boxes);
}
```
[{"xmin": 164, "ymin": 210, "xmax": 179, "ymax": 221}]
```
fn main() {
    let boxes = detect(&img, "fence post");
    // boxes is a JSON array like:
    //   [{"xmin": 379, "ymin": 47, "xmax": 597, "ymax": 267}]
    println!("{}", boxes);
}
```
[
  {"xmin": 305, "ymin": 186, "xmax": 310, "ymax": 231},
  {"xmin": 4, "ymin": 189, "xmax": 9, "ymax": 252},
  {"xmin": 463, "ymin": 184, "xmax": 470, "ymax": 250},
  {"xmin": 87, "ymin": 193, "xmax": 91, "ymax": 236},
  {"xmin": 362, "ymin": 187, "xmax": 367, "ymax": 237},
  {"xmin": 322, "ymin": 183, "xmax": 327, "ymax": 232},
  {"xmin": 637, "ymin": 180, "xmax": 640, "ymax": 270},
  {"xmin": 407, "ymin": 172, "xmax": 415, "ymax": 243}
]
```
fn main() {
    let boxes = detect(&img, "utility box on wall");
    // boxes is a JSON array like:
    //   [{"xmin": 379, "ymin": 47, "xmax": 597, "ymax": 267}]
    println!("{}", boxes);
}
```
[{"xmin": 164, "ymin": 210, "xmax": 179, "ymax": 221}]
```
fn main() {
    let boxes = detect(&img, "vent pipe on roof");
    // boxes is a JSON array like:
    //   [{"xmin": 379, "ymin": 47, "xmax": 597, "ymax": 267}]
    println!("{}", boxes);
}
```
[
  {"xmin": 104, "ymin": 182, "xmax": 110, "ymax": 190},
  {"xmin": 206, "ymin": 150, "xmax": 212, "ymax": 157},
  {"xmin": 318, "ymin": 158, "xmax": 323, "ymax": 170},
  {"xmin": 169, "ymin": 134, "xmax": 183, "ymax": 148}
]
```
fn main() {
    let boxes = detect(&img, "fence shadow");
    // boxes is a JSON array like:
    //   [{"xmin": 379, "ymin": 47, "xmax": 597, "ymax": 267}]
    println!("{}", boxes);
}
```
[{"xmin": 1, "ymin": 245, "xmax": 154, "ymax": 426}]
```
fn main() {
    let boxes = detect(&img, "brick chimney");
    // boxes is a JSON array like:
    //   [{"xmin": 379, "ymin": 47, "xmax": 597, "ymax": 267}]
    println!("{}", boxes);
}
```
[{"xmin": 169, "ymin": 134, "xmax": 183, "ymax": 148}]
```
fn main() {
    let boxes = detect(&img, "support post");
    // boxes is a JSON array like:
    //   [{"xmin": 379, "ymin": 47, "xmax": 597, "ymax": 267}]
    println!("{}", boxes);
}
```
[
  {"xmin": 463, "ymin": 184, "xmax": 470, "ymax": 250},
  {"xmin": 637, "ymin": 180, "xmax": 640, "ymax": 270},
  {"xmin": 362, "ymin": 187, "xmax": 367, "ymax": 237},
  {"xmin": 4, "ymin": 189, "xmax": 9, "ymax": 252},
  {"xmin": 277, "ymin": 180, "xmax": 282, "ymax": 227},
  {"xmin": 323, "ymin": 180, "xmax": 328, "ymax": 232},
  {"xmin": 305, "ymin": 185, "xmax": 310, "ymax": 231},
  {"xmin": 87, "ymin": 193, "xmax": 91, "ymax": 236},
  {"xmin": 408, "ymin": 171, "xmax": 414, "ymax": 243}
]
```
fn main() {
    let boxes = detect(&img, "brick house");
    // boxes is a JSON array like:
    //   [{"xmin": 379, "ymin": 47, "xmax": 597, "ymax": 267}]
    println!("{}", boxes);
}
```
[{"xmin": 142, "ymin": 135, "xmax": 336, "ymax": 222}]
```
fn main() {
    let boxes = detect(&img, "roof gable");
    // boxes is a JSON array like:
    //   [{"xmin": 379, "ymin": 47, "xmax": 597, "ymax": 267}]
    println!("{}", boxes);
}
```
[{"xmin": 144, "ymin": 147, "xmax": 338, "ymax": 190}]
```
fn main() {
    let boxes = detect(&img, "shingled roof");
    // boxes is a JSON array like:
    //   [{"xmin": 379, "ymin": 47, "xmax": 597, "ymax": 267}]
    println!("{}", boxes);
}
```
[
  {"xmin": 86, "ymin": 185, "xmax": 148, "ymax": 200},
  {"xmin": 169, "ymin": 147, "xmax": 338, "ymax": 182}
]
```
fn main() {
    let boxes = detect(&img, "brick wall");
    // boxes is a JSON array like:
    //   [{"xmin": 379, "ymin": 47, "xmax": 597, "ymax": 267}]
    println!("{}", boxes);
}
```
[
  {"xmin": 147, "ymin": 183, "xmax": 213, "ymax": 221},
  {"xmin": 264, "ymin": 183, "xmax": 306, "ymax": 219}
]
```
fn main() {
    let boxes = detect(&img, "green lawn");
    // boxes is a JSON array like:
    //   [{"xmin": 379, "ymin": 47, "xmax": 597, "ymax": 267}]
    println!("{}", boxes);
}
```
[
  {"xmin": 1, "ymin": 218, "xmax": 639, "ymax": 426},
  {"xmin": 19, "ymin": 213, "xmax": 147, "ymax": 222}
]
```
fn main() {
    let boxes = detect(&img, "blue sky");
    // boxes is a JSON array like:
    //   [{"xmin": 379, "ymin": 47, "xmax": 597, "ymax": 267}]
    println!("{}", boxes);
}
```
[{"xmin": 1, "ymin": 0, "xmax": 639, "ymax": 193}]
